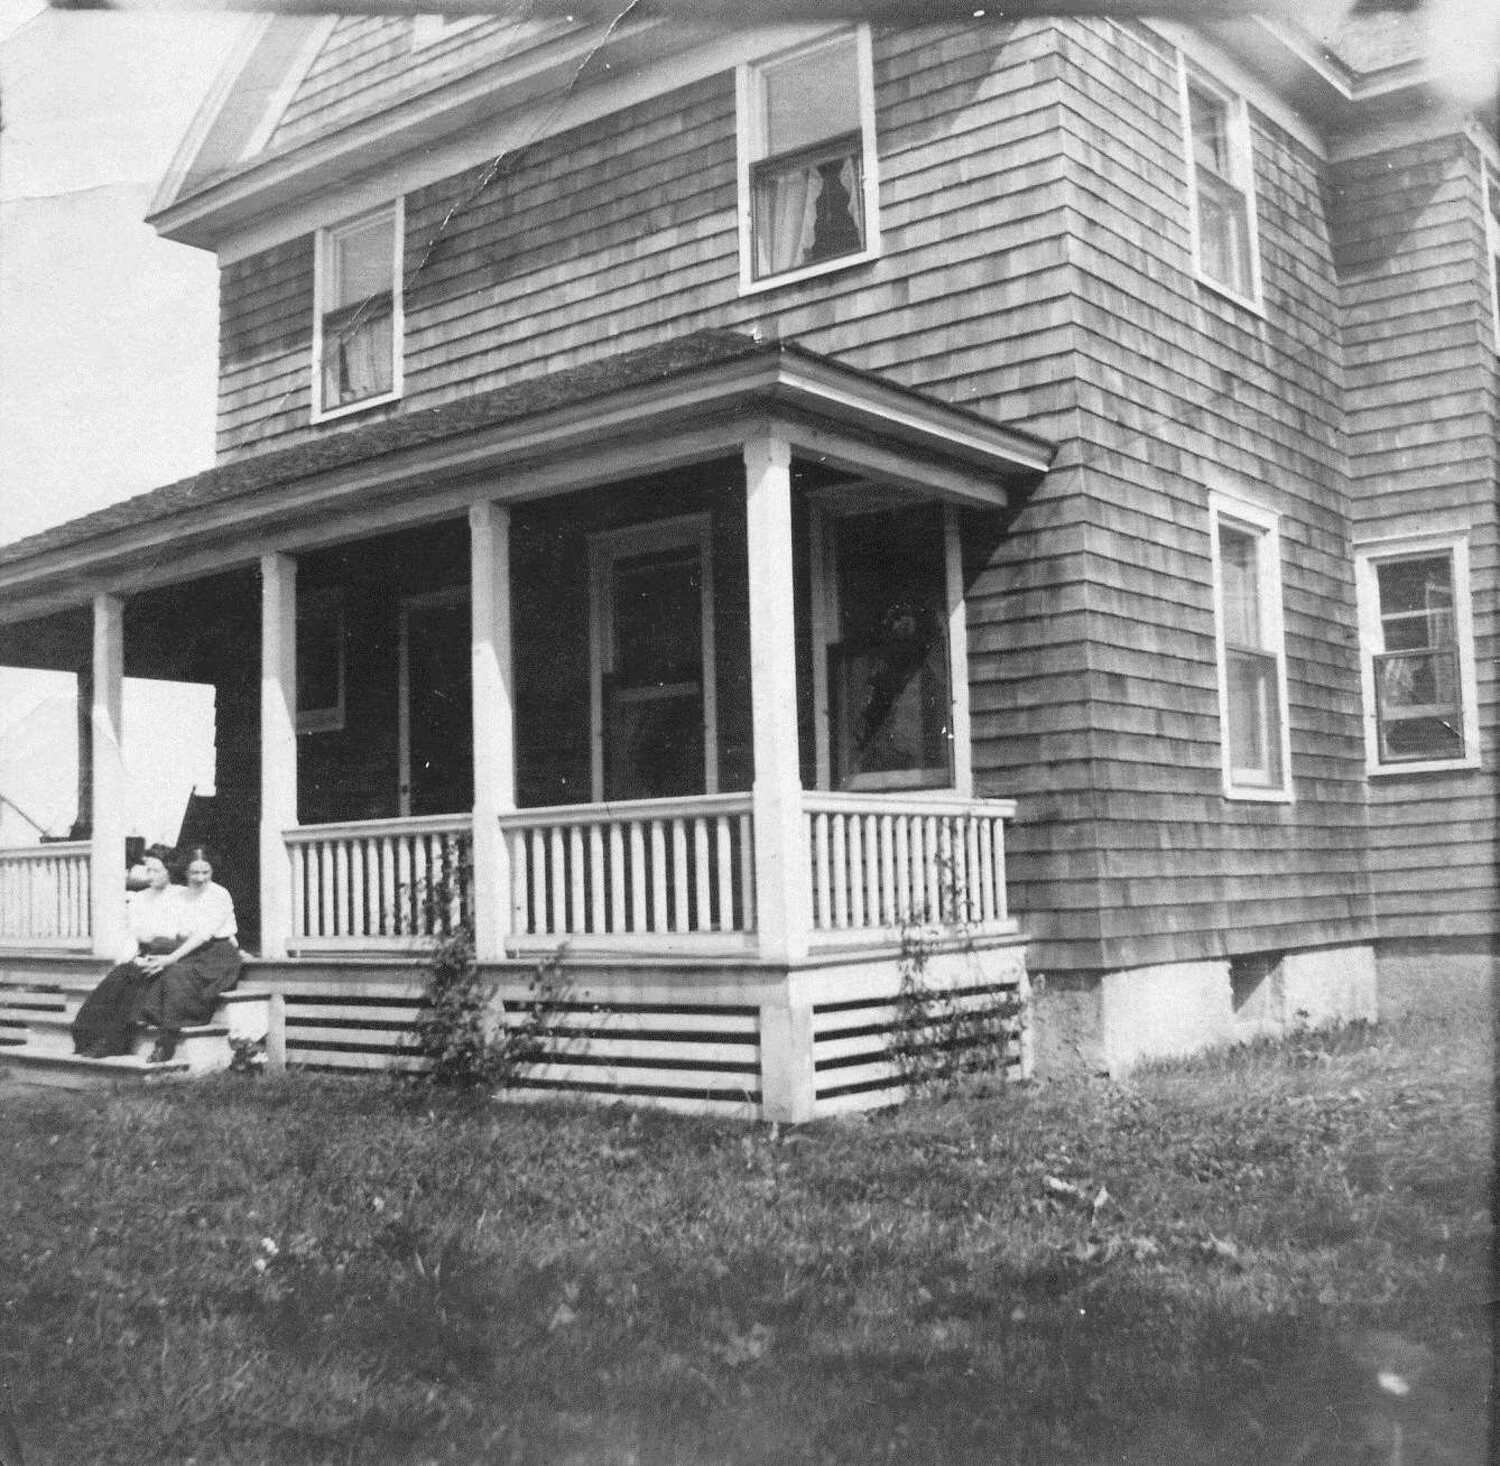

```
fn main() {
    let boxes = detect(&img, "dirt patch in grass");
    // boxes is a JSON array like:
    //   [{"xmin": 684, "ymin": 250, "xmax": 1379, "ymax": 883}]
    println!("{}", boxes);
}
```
[{"xmin": 0, "ymin": 1008, "xmax": 1490, "ymax": 1465}]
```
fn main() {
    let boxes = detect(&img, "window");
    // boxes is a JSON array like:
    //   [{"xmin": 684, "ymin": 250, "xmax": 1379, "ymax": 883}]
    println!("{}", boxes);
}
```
[
  {"xmin": 313, "ymin": 203, "xmax": 402, "ymax": 420},
  {"xmin": 296, "ymin": 588, "xmax": 345, "ymax": 734},
  {"xmin": 812, "ymin": 502, "xmax": 956, "ymax": 793},
  {"xmin": 1486, "ymin": 167, "xmax": 1500, "ymax": 352},
  {"xmin": 1209, "ymin": 495, "xmax": 1290, "ymax": 799},
  {"xmin": 1179, "ymin": 61, "xmax": 1260, "ymax": 304},
  {"xmin": 737, "ymin": 28, "xmax": 879, "ymax": 291},
  {"xmin": 1355, "ymin": 535, "xmax": 1479, "ymax": 773}
]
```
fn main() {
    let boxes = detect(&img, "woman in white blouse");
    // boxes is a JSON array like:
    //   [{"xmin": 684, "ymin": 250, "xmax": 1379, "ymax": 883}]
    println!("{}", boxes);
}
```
[
  {"xmin": 136, "ymin": 845, "xmax": 242, "ymax": 1063},
  {"xmin": 70, "ymin": 845, "xmax": 183, "ymax": 1057}
]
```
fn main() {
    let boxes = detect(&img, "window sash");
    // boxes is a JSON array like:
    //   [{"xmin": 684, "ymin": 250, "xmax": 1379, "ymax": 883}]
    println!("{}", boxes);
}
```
[
  {"xmin": 1225, "ymin": 645, "xmax": 1282, "ymax": 787},
  {"xmin": 1374, "ymin": 647, "xmax": 1465, "ymax": 763},
  {"xmin": 320, "ymin": 296, "xmax": 394, "ymax": 410},
  {"xmin": 1195, "ymin": 166, "xmax": 1252, "ymax": 296},
  {"xmin": 751, "ymin": 133, "xmax": 865, "ymax": 279}
]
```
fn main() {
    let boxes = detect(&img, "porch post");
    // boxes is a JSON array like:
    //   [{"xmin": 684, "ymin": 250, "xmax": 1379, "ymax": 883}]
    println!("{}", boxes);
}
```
[
  {"xmin": 469, "ymin": 501, "xmax": 515, "ymax": 962},
  {"xmin": 743, "ymin": 433, "xmax": 808, "ymax": 967},
  {"xmin": 943, "ymin": 504, "xmax": 973, "ymax": 798},
  {"xmin": 90, "ymin": 594, "xmax": 127, "ymax": 959},
  {"xmin": 259, "ymin": 553, "xmax": 298, "ymax": 959}
]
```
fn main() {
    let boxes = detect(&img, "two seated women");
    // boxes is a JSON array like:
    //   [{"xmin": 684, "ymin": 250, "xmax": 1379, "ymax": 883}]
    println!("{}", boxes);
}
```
[{"xmin": 70, "ymin": 844, "xmax": 241, "ymax": 1063}]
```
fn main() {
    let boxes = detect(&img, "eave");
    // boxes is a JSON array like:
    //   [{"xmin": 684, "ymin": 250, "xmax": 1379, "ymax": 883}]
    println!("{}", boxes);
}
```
[{"xmin": 0, "ymin": 334, "xmax": 1053, "ymax": 628}]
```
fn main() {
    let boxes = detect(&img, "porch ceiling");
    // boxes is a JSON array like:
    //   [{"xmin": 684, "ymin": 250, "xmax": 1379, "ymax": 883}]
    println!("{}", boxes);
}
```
[{"xmin": 0, "ymin": 331, "xmax": 1053, "ymax": 625}]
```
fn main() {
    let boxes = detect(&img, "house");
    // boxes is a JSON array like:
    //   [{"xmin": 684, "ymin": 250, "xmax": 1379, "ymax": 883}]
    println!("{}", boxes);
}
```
[{"xmin": 0, "ymin": 7, "xmax": 1494, "ymax": 1117}]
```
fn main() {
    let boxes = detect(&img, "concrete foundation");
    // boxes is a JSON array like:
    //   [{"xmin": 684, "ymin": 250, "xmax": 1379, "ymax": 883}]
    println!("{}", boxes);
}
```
[
  {"xmin": 1032, "ymin": 944, "xmax": 1379, "ymax": 1078},
  {"xmin": 1375, "ymin": 940, "xmax": 1497, "ymax": 1027}
]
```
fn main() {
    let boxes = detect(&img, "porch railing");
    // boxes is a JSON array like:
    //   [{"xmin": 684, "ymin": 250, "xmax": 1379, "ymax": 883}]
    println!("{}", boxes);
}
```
[
  {"xmin": 0, "ymin": 841, "xmax": 92, "ymax": 948},
  {"xmin": 286, "ymin": 816, "xmax": 472, "ymax": 951},
  {"xmin": 500, "ymin": 794, "xmax": 756, "ymax": 949},
  {"xmin": 803, "ymin": 793, "xmax": 1016, "ymax": 941}
]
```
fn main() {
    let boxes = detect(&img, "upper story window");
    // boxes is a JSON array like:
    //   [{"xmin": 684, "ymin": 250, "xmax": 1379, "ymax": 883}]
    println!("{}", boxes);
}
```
[
  {"xmin": 313, "ymin": 202, "xmax": 402, "ymax": 421},
  {"xmin": 1179, "ymin": 61, "xmax": 1261, "ymax": 306},
  {"xmin": 1209, "ymin": 493, "xmax": 1291, "ymax": 801},
  {"xmin": 1355, "ymin": 534, "xmax": 1480, "ymax": 774},
  {"xmin": 736, "ymin": 28, "xmax": 880, "ymax": 294}
]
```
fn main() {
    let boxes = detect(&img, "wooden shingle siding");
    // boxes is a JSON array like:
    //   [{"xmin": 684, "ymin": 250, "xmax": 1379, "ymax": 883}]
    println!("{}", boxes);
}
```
[{"xmin": 1331, "ymin": 134, "xmax": 1499, "ymax": 943}]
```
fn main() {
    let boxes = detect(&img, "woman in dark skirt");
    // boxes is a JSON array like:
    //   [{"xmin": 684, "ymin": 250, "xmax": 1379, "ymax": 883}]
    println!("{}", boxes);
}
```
[
  {"xmin": 135, "ymin": 846, "xmax": 242, "ymax": 1064},
  {"xmin": 71, "ymin": 844, "xmax": 182, "ymax": 1058}
]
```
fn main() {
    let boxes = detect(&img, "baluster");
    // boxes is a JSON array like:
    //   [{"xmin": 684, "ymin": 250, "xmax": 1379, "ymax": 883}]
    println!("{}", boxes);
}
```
[
  {"xmin": 863, "ymin": 815, "xmax": 881, "ymax": 930},
  {"xmin": 609, "ymin": 821, "xmax": 626, "ymax": 934},
  {"xmin": 738, "ymin": 813, "xmax": 755, "ymax": 931},
  {"xmin": 588, "ymin": 824, "xmax": 606, "ymax": 935},
  {"xmin": 316, "ymin": 841, "xmax": 333, "ymax": 939},
  {"xmin": 548, "ymin": 826, "xmax": 566, "ymax": 935},
  {"xmin": 377, "ymin": 836, "xmax": 394, "ymax": 937},
  {"xmin": 693, "ymin": 818, "xmax": 711, "ymax": 932},
  {"xmin": 394, "ymin": 837, "xmax": 413, "ymax": 937},
  {"xmin": 669, "ymin": 818, "xmax": 688, "ymax": 934},
  {"xmin": 891, "ymin": 816, "xmax": 909, "ymax": 925},
  {"xmin": 991, "ymin": 819, "xmax": 1007, "ymax": 920},
  {"xmin": 943, "ymin": 816, "xmax": 961, "ymax": 924},
  {"xmin": 505, "ymin": 828, "xmax": 527, "ymax": 935},
  {"xmin": 523, "ymin": 828, "xmax": 541, "ymax": 934},
  {"xmin": 964, "ymin": 817, "xmax": 982, "ymax": 923},
  {"xmin": 831, "ymin": 814, "xmax": 849, "ymax": 929},
  {"xmin": 812, "ymin": 811, "xmax": 831, "ymax": 930},
  {"xmin": 569, "ymin": 825, "xmax": 585, "ymax": 934},
  {"xmin": 650, "ymin": 820, "xmax": 667, "ymax": 934},
  {"xmin": 413, "ymin": 836, "xmax": 432, "ymax": 936},
  {"xmin": 628, "ymin": 820, "xmax": 646, "ymax": 932},
  {"xmin": 878, "ymin": 815, "xmax": 896, "ymax": 928},
  {"xmin": 848, "ymin": 814, "xmax": 865, "ymax": 928},
  {"xmin": 715, "ymin": 816, "xmax": 734, "ymax": 932},
  {"xmin": 977, "ymin": 816, "xmax": 995, "ymax": 923}
]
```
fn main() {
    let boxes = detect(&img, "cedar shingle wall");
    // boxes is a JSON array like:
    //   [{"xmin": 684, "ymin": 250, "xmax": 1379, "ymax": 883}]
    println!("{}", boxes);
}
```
[{"xmin": 1331, "ymin": 135, "xmax": 1500, "ymax": 943}]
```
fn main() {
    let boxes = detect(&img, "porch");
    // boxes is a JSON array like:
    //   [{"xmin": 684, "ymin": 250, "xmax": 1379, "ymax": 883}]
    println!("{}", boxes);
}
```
[{"xmin": 0, "ymin": 333, "xmax": 1049, "ymax": 1118}]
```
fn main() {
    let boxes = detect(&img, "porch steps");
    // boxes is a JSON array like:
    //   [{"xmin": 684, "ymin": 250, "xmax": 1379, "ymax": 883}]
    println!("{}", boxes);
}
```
[{"xmin": 0, "ymin": 981, "xmax": 284, "ymax": 1092}]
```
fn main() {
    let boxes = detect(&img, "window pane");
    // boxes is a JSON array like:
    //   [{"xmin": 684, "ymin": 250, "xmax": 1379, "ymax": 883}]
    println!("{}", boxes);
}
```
[
  {"xmin": 613, "ymin": 550, "xmax": 702, "ymax": 688},
  {"xmin": 1376, "ymin": 649, "xmax": 1464, "ymax": 762},
  {"xmin": 322, "ymin": 299, "xmax": 393, "ymax": 408},
  {"xmin": 762, "ymin": 36, "xmax": 858, "ymax": 157},
  {"xmin": 1226, "ymin": 648, "xmax": 1281, "ymax": 786},
  {"xmin": 1188, "ymin": 83, "xmax": 1230, "ymax": 174},
  {"xmin": 752, "ymin": 147, "xmax": 864, "ymax": 278},
  {"xmin": 1196, "ymin": 169, "xmax": 1251, "ymax": 294},
  {"xmin": 333, "ymin": 218, "xmax": 393, "ymax": 307},
  {"xmin": 1218, "ymin": 524, "xmax": 1260, "ymax": 648}
]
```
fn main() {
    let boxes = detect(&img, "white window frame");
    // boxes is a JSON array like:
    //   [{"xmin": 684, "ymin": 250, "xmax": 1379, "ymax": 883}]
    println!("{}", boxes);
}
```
[
  {"xmin": 1485, "ymin": 167, "xmax": 1500, "ymax": 354},
  {"xmin": 1177, "ymin": 56, "xmax": 1263, "ymax": 311},
  {"xmin": 735, "ymin": 25, "xmax": 880, "ymax": 296},
  {"xmin": 809, "ymin": 495, "xmax": 970, "ymax": 796},
  {"xmin": 1354, "ymin": 531, "xmax": 1481, "ymax": 776},
  {"xmin": 587, "ymin": 514, "xmax": 718, "ymax": 804},
  {"xmin": 1208, "ymin": 492, "xmax": 1292, "ymax": 802},
  {"xmin": 296, "ymin": 586, "xmax": 346, "ymax": 735},
  {"xmin": 311, "ymin": 199, "xmax": 404, "ymax": 423}
]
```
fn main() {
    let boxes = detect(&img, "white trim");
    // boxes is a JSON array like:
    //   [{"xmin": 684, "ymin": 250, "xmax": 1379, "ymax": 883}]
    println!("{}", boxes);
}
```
[
  {"xmin": 259, "ymin": 552, "xmax": 298, "ymax": 959},
  {"xmin": 397, "ymin": 587, "xmax": 470, "ymax": 817},
  {"xmin": 808, "ymin": 506, "xmax": 833, "ymax": 792},
  {"xmin": 311, "ymin": 198, "xmax": 405, "ymax": 423},
  {"xmin": 1207, "ymin": 490, "xmax": 1293, "ymax": 803},
  {"xmin": 1353, "ymin": 530, "xmax": 1482, "ymax": 777},
  {"xmin": 586, "ymin": 513, "xmax": 718, "ymax": 804},
  {"xmin": 239, "ymin": 16, "xmax": 338, "ymax": 162},
  {"xmin": 736, "ymin": 24, "xmax": 880, "ymax": 295},
  {"xmin": 1485, "ymin": 166, "xmax": 1500, "ymax": 355},
  {"xmin": 943, "ymin": 504, "xmax": 973, "ymax": 800},
  {"xmin": 411, "ymin": 14, "xmax": 487, "ymax": 49},
  {"xmin": 294, "ymin": 585, "xmax": 346, "ymax": 734},
  {"xmin": 1177, "ymin": 52, "xmax": 1265, "ymax": 314}
]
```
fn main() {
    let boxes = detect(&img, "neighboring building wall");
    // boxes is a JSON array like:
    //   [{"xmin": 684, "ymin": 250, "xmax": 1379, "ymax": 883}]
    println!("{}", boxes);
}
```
[{"xmin": 1330, "ymin": 130, "xmax": 1500, "ymax": 946}]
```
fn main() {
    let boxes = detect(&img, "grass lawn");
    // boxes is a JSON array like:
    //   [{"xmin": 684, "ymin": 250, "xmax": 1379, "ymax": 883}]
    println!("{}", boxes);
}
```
[{"xmin": 0, "ymin": 998, "xmax": 1491, "ymax": 1465}]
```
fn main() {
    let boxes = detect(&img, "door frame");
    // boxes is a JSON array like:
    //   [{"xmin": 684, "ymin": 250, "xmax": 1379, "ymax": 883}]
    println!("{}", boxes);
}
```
[
  {"xmin": 397, "ymin": 586, "xmax": 470, "ymax": 817},
  {"xmin": 587, "ymin": 513, "xmax": 717, "ymax": 803}
]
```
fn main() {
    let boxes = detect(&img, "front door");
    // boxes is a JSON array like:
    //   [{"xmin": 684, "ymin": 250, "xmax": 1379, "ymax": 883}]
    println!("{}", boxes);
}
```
[
  {"xmin": 399, "ymin": 591, "xmax": 473, "ymax": 816},
  {"xmin": 589, "ymin": 516, "xmax": 717, "ymax": 802}
]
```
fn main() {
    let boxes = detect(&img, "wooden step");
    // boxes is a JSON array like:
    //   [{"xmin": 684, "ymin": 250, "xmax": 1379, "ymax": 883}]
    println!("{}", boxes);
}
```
[
  {"xmin": 0, "ymin": 1049, "xmax": 192, "ymax": 1091},
  {"xmin": 20, "ymin": 1015, "xmax": 232, "ymax": 1072}
]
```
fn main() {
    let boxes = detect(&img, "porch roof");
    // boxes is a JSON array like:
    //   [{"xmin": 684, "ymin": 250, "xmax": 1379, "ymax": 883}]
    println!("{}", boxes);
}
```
[{"xmin": 0, "ymin": 330, "xmax": 1053, "ymax": 625}]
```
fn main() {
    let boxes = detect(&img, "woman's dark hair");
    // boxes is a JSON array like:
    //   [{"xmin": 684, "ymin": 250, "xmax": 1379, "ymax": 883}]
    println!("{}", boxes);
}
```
[{"xmin": 142, "ymin": 843, "xmax": 176, "ymax": 867}]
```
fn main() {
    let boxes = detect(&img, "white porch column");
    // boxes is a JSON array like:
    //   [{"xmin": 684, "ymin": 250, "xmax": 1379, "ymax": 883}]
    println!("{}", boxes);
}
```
[
  {"xmin": 943, "ymin": 504, "xmax": 974, "ymax": 798},
  {"xmin": 90, "ymin": 594, "xmax": 127, "ymax": 958},
  {"xmin": 469, "ymin": 501, "xmax": 516, "ymax": 962},
  {"xmin": 259, "ymin": 553, "xmax": 298, "ymax": 959},
  {"xmin": 744, "ymin": 433, "xmax": 807, "ymax": 966}
]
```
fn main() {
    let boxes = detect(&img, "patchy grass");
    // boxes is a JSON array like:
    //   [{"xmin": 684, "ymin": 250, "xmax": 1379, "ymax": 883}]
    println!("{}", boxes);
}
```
[{"xmin": 0, "ymin": 1005, "xmax": 1490, "ymax": 1466}]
